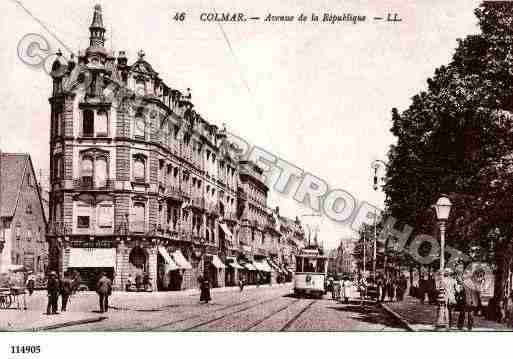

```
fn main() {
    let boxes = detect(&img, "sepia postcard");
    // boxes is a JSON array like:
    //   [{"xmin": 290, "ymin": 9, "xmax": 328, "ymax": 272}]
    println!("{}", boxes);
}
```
[{"xmin": 1, "ymin": 0, "xmax": 513, "ymax": 356}]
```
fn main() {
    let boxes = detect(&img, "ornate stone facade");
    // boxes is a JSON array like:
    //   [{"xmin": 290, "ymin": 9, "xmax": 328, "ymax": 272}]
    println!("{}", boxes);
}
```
[{"xmin": 46, "ymin": 5, "xmax": 305, "ymax": 291}]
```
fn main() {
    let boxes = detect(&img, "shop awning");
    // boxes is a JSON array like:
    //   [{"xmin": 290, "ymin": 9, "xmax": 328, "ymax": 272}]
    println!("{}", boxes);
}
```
[
  {"xmin": 68, "ymin": 248, "xmax": 116, "ymax": 268},
  {"xmin": 243, "ymin": 262, "xmax": 257, "ymax": 271},
  {"xmin": 210, "ymin": 255, "xmax": 226, "ymax": 269},
  {"xmin": 172, "ymin": 250, "xmax": 192, "ymax": 270},
  {"xmin": 158, "ymin": 246, "xmax": 179, "ymax": 271},
  {"xmin": 267, "ymin": 259, "xmax": 282, "ymax": 272},
  {"xmin": 219, "ymin": 223, "xmax": 233, "ymax": 239},
  {"xmin": 226, "ymin": 256, "xmax": 244, "ymax": 269},
  {"xmin": 253, "ymin": 260, "xmax": 272, "ymax": 272}
]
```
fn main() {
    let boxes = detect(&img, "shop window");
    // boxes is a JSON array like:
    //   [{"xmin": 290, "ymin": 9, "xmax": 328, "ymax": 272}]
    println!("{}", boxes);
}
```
[{"xmin": 82, "ymin": 110, "xmax": 94, "ymax": 137}]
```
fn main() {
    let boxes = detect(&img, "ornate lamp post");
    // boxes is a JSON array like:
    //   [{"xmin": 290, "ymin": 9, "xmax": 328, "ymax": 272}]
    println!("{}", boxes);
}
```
[
  {"xmin": 433, "ymin": 195, "xmax": 452, "ymax": 330},
  {"xmin": 371, "ymin": 160, "xmax": 386, "ymax": 280}
]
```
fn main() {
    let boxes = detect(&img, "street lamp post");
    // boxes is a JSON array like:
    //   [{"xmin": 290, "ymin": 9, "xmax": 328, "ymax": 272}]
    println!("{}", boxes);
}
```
[
  {"xmin": 434, "ymin": 195, "xmax": 452, "ymax": 330},
  {"xmin": 371, "ymin": 160, "xmax": 386, "ymax": 280}
]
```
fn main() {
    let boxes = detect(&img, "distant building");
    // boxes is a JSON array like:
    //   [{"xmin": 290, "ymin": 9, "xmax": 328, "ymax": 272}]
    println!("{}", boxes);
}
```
[
  {"xmin": 328, "ymin": 239, "xmax": 356, "ymax": 276},
  {"xmin": 0, "ymin": 153, "xmax": 48, "ymax": 274}
]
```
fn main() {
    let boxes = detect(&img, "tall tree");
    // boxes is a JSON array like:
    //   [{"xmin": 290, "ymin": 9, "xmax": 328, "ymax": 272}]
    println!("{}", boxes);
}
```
[{"xmin": 384, "ymin": 2, "xmax": 513, "ymax": 316}]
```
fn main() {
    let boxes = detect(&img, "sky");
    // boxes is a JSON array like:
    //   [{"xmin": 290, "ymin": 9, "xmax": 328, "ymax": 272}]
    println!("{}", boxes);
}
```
[{"xmin": 0, "ymin": 0, "xmax": 482, "ymax": 249}]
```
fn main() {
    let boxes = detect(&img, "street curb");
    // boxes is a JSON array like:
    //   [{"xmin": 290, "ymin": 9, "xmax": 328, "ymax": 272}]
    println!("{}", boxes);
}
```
[
  {"xmin": 379, "ymin": 303, "xmax": 416, "ymax": 332},
  {"xmin": 31, "ymin": 316, "xmax": 107, "ymax": 331}
]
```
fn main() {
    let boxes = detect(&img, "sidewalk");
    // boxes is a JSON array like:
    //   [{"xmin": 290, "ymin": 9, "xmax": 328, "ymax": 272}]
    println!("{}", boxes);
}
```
[
  {"xmin": 381, "ymin": 296, "xmax": 510, "ymax": 331},
  {"xmin": 0, "ymin": 310, "xmax": 106, "ymax": 331}
]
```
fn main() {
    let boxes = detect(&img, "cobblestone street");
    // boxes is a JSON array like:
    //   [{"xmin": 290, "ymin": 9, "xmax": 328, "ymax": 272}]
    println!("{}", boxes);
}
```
[{"xmin": 1, "ymin": 285, "xmax": 405, "ymax": 331}]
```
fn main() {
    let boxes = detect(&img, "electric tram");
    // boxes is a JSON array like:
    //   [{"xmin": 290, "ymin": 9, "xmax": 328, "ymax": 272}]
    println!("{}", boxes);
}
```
[{"xmin": 293, "ymin": 246, "xmax": 328, "ymax": 298}]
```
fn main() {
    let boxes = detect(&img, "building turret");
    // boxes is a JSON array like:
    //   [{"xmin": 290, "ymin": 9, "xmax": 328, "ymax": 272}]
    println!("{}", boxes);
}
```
[{"xmin": 89, "ymin": 4, "xmax": 106, "ymax": 47}]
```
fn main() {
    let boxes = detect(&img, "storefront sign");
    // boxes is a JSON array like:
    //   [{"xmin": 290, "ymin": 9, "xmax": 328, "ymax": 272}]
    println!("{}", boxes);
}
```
[{"xmin": 70, "ymin": 239, "xmax": 114, "ymax": 248}]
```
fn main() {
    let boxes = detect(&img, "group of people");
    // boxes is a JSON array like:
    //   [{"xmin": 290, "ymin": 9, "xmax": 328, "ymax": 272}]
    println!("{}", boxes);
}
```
[
  {"xmin": 125, "ymin": 272, "xmax": 153, "ymax": 292},
  {"xmin": 45, "ymin": 271, "xmax": 112, "ymax": 314},
  {"xmin": 440, "ymin": 269, "xmax": 480, "ymax": 330},
  {"xmin": 376, "ymin": 274, "xmax": 408, "ymax": 302},
  {"xmin": 328, "ymin": 276, "xmax": 352, "ymax": 303}
]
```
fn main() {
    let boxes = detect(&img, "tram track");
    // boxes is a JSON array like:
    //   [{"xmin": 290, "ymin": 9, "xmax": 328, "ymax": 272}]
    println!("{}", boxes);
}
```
[
  {"xmin": 243, "ymin": 298, "xmax": 302, "ymax": 331},
  {"xmin": 279, "ymin": 299, "xmax": 316, "ymax": 331},
  {"xmin": 183, "ymin": 295, "xmax": 286, "ymax": 331},
  {"xmin": 149, "ymin": 294, "xmax": 284, "ymax": 331}
]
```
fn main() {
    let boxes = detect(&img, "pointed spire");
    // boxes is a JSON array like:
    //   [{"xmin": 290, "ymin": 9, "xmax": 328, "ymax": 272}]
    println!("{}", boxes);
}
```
[
  {"xmin": 89, "ymin": 4, "xmax": 106, "ymax": 47},
  {"xmin": 91, "ymin": 4, "xmax": 104, "ymax": 28}
]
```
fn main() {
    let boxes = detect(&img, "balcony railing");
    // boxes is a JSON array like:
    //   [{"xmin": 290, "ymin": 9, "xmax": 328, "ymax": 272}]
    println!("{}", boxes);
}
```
[
  {"xmin": 190, "ymin": 197, "xmax": 206, "ymax": 212},
  {"xmin": 223, "ymin": 212, "xmax": 238, "ymax": 224},
  {"xmin": 73, "ymin": 178, "xmax": 114, "ymax": 190},
  {"xmin": 206, "ymin": 202, "xmax": 220, "ymax": 217},
  {"xmin": 164, "ymin": 185, "xmax": 186, "ymax": 202}
]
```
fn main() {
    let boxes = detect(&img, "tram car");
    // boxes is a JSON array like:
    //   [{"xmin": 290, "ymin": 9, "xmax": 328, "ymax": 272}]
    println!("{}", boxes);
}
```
[{"xmin": 293, "ymin": 247, "xmax": 328, "ymax": 298}]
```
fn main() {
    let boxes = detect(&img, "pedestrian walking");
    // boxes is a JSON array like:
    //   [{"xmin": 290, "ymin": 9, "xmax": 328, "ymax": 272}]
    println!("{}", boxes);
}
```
[
  {"xmin": 25, "ymin": 272, "xmax": 36, "ymax": 296},
  {"xmin": 332, "ymin": 275, "xmax": 341, "ymax": 300},
  {"xmin": 96, "ymin": 272, "xmax": 112, "ymax": 313},
  {"xmin": 341, "ymin": 277, "xmax": 351, "ymax": 304},
  {"xmin": 377, "ymin": 276, "xmax": 385, "ymax": 302},
  {"xmin": 199, "ymin": 277, "xmax": 211, "ymax": 304},
  {"xmin": 442, "ymin": 269, "xmax": 457, "ymax": 328},
  {"xmin": 60, "ymin": 272, "xmax": 74, "ymax": 312},
  {"xmin": 456, "ymin": 277, "xmax": 478, "ymax": 330},
  {"xmin": 46, "ymin": 271, "xmax": 60, "ymax": 315},
  {"xmin": 396, "ymin": 275, "xmax": 407, "ymax": 301},
  {"xmin": 238, "ymin": 278, "xmax": 245, "ymax": 292}
]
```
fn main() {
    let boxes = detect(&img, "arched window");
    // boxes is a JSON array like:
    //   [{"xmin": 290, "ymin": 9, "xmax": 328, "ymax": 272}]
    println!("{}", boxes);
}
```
[
  {"xmin": 135, "ymin": 80, "xmax": 145, "ymax": 96},
  {"xmin": 96, "ymin": 110, "xmax": 108, "ymax": 136},
  {"xmin": 129, "ymin": 246, "xmax": 147, "ymax": 271},
  {"xmin": 81, "ymin": 157, "xmax": 94, "ymax": 186},
  {"xmin": 82, "ymin": 110, "xmax": 94, "ymax": 137},
  {"xmin": 133, "ymin": 158, "xmax": 145, "ymax": 182},
  {"xmin": 134, "ymin": 114, "xmax": 145, "ymax": 139},
  {"xmin": 95, "ymin": 157, "xmax": 108, "ymax": 187}
]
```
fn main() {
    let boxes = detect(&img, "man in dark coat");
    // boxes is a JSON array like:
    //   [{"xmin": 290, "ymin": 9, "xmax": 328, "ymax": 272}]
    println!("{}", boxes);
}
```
[
  {"xmin": 46, "ymin": 271, "xmax": 60, "ymax": 315},
  {"xmin": 199, "ymin": 277, "xmax": 211, "ymax": 304},
  {"xmin": 60, "ymin": 273, "xmax": 74, "ymax": 312},
  {"xmin": 458, "ymin": 279, "xmax": 479, "ymax": 330},
  {"xmin": 96, "ymin": 272, "xmax": 112, "ymax": 313}
]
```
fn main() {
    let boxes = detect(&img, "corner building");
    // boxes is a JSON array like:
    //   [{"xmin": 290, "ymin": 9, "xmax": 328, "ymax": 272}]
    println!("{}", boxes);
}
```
[{"xmin": 47, "ymin": 5, "xmax": 304, "ymax": 291}]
